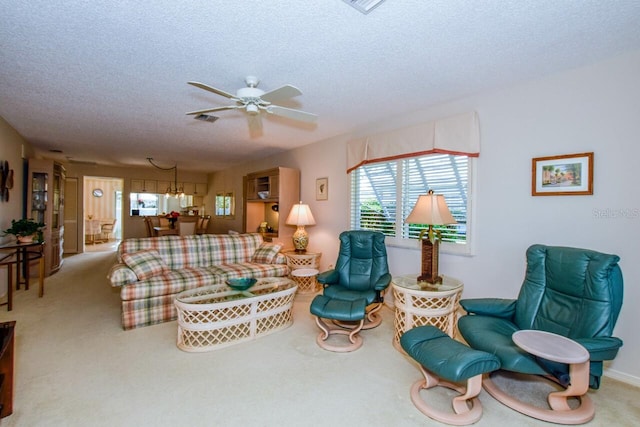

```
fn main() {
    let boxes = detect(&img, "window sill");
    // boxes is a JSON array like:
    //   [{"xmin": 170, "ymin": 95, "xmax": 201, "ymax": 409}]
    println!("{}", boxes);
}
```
[{"xmin": 385, "ymin": 237, "xmax": 473, "ymax": 256}]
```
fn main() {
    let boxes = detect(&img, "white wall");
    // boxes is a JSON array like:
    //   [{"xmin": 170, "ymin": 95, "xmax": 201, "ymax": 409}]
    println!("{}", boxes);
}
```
[
  {"xmin": 0, "ymin": 117, "xmax": 34, "ymax": 293},
  {"xmin": 213, "ymin": 50, "xmax": 640, "ymax": 385}
]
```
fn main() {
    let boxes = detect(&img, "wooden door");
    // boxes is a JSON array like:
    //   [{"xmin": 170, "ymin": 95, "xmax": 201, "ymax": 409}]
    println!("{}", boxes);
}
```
[{"xmin": 63, "ymin": 177, "xmax": 79, "ymax": 254}]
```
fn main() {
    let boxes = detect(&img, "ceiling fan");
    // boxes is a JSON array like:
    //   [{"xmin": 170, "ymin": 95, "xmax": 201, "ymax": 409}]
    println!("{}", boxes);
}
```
[{"xmin": 186, "ymin": 76, "xmax": 317, "ymax": 134}]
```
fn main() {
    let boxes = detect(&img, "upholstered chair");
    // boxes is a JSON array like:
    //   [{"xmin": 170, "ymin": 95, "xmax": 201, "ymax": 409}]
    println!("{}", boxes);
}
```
[
  {"xmin": 317, "ymin": 230, "xmax": 391, "ymax": 329},
  {"xmin": 458, "ymin": 244, "xmax": 624, "ymax": 424}
]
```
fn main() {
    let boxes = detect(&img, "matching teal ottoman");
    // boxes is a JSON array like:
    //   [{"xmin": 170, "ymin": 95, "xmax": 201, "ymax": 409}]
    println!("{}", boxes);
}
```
[
  {"xmin": 310, "ymin": 295, "xmax": 367, "ymax": 352},
  {"xmin": 401, "ymin": 326, "xmax": 501, "ymax": 425}
]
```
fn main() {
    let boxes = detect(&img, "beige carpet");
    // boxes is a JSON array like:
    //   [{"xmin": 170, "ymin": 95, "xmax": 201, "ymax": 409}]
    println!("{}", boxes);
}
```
[{"xmin": 1, "ymin": 251, "xmax": 639, "ymax": 427}]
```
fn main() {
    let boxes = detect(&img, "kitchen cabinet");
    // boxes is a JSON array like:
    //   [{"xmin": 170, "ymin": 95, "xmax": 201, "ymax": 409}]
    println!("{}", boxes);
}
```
[
  {"xmin": 181, "ymin": 182, "xmax": 195, "ymax": 195},
  {"xmin": 194, "ymin": 182, "xmax": 208, "ymax": 196},
  {"xmin": 130, "ymin": 179, "xmax": 157, "ymax": 193}
]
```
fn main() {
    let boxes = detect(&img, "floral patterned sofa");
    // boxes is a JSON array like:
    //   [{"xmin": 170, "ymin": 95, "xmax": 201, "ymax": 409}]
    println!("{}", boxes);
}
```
[{"xmin": 107, "ymin": 233, "xmax": 288, "ymax": 330}]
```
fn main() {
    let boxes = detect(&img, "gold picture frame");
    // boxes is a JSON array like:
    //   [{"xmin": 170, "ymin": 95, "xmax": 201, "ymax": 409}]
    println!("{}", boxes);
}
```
[{"xmin": 532, "ymin": 152, "xmax": 593, "ymax": 196}]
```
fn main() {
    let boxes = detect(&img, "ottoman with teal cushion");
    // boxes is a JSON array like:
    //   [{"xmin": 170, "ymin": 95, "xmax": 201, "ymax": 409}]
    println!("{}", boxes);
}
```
[
  {"xmin": 401, "ymin": 325, "xmax": 501, "ymax": 425},
  {"xmin": 310, "ymin": 295, "xmax": 367, "ymax": 352}
]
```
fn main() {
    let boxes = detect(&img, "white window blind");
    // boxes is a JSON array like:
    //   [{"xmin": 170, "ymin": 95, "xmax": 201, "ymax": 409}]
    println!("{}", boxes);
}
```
[{"xmin": 350, "ymin": 153, "xmax": 472, "ymax": 253}]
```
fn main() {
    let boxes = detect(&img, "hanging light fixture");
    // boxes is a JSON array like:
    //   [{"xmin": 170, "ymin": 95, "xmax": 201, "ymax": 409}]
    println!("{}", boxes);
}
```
[{"xmin": 147, "ymin": 158, "xmax": 184, "ymax": 197}]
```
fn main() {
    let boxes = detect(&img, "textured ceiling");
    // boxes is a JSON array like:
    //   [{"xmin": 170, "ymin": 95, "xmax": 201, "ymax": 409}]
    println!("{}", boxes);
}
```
[{"xmin": 2, "ymin": 1, "xmax": 640, "ymax": 173}]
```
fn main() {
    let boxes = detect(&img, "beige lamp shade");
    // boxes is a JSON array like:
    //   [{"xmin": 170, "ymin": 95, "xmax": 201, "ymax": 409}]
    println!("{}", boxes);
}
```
[
  {"xmin": 405, "ymin": 192, "xmax": 456, "ymax": 226},
  {"xmin": 285, "ymin": 202, "xmax": 316, "ymax": 226}
]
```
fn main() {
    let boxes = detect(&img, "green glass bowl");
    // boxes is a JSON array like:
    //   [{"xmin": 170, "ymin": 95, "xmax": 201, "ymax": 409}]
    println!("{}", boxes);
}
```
[{"xmin": 225, "ymin": 278, "xmax": 257, "ymax": 291}]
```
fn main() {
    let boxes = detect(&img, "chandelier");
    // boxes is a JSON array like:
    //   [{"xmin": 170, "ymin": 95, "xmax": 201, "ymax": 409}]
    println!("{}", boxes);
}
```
[{"xmin": 146, "ymin": 157, "xmax": 184, "ymax": 197}]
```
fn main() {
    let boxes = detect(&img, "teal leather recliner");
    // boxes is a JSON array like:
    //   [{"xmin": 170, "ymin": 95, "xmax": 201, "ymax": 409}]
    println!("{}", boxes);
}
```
[
  {"xmin": 317, "ymin": 230, "xmax": 392, "ymax": 329},
  {"xmin": 458, "ymin": 244, "xmax": 623, "ymax": 424}
]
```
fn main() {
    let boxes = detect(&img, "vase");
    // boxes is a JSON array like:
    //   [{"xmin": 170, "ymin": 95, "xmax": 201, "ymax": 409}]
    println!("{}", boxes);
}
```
[{"xmin": 17, "ymin": 235, "xmax": 34, "ymax": 244}]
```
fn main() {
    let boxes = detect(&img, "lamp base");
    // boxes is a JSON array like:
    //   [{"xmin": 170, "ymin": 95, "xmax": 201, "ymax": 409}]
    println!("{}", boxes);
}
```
[
  {"xmin": 292, "ymin": 225, "xmax": 309, "ymax": 253},
  {"xmin": 417, "ymin": 238, "xmax": 442, "ymax": 284}
]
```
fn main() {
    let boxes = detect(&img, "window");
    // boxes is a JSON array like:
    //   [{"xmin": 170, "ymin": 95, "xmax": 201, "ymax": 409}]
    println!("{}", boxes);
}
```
[
  {"xmin": 350, "ymin": 153, "xmax": 473, "ymax": 254},
  {"xmin": 129, "ymin": 193, "xmax": 194, "ymax": 216},
  {"xmin": 130, "ymin": 193, "xmax": 159, "ymax": 216}
]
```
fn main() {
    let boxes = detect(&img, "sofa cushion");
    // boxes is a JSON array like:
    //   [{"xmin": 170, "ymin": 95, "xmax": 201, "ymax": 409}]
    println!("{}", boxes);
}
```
[
  {"xmin": 251, "ymin": 242, "xmax": 282, "ymax": 264},
  {"xmin": 118, "ymin": 235, "xmax": 201, "ymax": 269},
  {"xmin": 120, "ymin": 267, "xmax": 223, "ymax": 300},
  {"xmin": 121, "ymin": 249, "xmax": 170, "ymax": 280},
  {"xmin": 200, "ymin": 233, "xmax": 264, "ymax": 265},
  {"xmin": 206, "ymin": 262, "xmax": 290, "ymax": 279}
]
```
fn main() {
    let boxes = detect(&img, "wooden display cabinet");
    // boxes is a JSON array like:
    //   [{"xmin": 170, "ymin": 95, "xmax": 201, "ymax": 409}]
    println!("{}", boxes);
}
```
[
  {"xmin": 243, "ymin": 167, "xmax": 299, "ymax": 249},
  {"xmin": 0, "ymin": 321, "xmax": 15, "ymax": 419},
  {"xmin": 27, "ymin": 159, "xmax": 65, "ymax": 276}
]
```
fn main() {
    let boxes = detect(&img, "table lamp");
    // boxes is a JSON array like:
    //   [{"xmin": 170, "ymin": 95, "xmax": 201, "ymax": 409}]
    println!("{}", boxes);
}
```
[
  {"xmin": 285, "ymin": 202, "xmax": 316, "ymax": 252},
  {"xmin": 405, "ymin": 190, "xmax": 457, "ymax": 284}
]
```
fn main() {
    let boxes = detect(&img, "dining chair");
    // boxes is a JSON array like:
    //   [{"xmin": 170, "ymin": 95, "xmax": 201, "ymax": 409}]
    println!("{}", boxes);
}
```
[
  {"xmin": 143, "ymin": 217, "xmax": 154, "ymax": 237},
  {"xmin": 100, "ymin": 219, "xmax": 116, "ymax": 241},
  {"xmin": 196, "ymin": 215, "xmax": 211, "ymax": 234},
  {"xmin": 178, "ymin": 221, "xmax": 197, "ymax": 236}
]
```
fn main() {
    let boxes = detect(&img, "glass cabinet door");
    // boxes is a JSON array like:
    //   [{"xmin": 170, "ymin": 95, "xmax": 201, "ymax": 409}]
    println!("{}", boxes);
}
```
[
  {"xmin": 52, "ymin": 172, "xmax": 61, "ymax": 229},
  {"xmin": 31, "ymin": 172, "xmax": 48, "ymax": 225}
]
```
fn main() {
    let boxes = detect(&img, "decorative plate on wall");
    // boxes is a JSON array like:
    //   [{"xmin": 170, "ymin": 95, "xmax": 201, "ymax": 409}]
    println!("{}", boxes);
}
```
[{"xmin": 92, "ymin": 188, "xmax": 104, "ymax": 197}]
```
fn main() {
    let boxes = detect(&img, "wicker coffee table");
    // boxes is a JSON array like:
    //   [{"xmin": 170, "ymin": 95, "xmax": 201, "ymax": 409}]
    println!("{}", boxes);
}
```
[{"xmin": 174, "ymin": 277, "xmax": 297, "ymax": 352}]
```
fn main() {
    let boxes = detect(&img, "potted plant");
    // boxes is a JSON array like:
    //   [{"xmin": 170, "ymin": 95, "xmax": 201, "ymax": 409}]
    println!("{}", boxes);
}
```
[
  {"xmin": 3, "ymin": 218, "xmax": 44, "ymax": 243},
  {"xmin": 165, "ymin": 211, "xmax": 180, "ymax": 229}
]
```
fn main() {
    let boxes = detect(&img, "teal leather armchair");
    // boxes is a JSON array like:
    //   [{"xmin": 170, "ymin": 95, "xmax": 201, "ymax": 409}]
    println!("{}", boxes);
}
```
[
  {"xmin": 317, "ymin": 230, "xmax": 391, "ymax": 329},
  {"xmin": 458, "ymin": 244, "xmax": 623, "ymax": 423}
]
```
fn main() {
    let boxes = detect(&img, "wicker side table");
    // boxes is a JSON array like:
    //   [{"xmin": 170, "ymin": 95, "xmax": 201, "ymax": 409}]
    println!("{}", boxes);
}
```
[
  {"xmin": 391, "ymin": 275, "xmax": 463, "ymax": 350},
  {"xmin": 284, "ymin": 251, "xmax": 322, "ymax": 294},
  {"xmin": 291, "ymin": 268, "xmax": 320, "ymax": 294}
]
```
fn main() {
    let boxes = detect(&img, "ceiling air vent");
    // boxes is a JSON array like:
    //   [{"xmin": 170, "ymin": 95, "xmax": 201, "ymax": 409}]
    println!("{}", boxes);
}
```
[
  {"xmin": 194, "ymin": 114, "xmax": 219, "ymax": 123},
  {"xmin": 343, "ymin": 0, "xmax": 385, "ymax": 14}
]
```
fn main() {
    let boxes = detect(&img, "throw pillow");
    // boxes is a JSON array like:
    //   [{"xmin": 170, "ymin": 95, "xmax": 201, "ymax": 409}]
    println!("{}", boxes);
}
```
[
  {"xmin": 121, "ymin": 249, "xmax": 170, "ymax": 280},
  {"xmin": 251, "ymin": 242, "xmax": 282, "ymax": 264}
]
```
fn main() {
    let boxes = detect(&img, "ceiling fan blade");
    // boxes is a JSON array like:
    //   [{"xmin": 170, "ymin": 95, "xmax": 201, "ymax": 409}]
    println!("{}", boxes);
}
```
[
  {"xmin": 247, "ymin": 114, "xmax": 263, "ymax": 138},
  {"xmin": 187, "ymin": 81, "xmax": 237, "ymax": 99},
  {"xmin": 260, "ymin": 85, "xmax": 303, "ymax": 103},
  {"xmin": 185, "ymin": 105, "xmax": 239, "ymax": 115},
  {"xmin": 266, "ymin": 105, "xmax": 318, "ymax": 122}
]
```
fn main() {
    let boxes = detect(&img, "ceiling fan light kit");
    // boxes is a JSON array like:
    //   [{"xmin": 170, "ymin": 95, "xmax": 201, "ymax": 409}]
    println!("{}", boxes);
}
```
[
  {"xmin": 343, "ymin": 0, "xmax": 386, "ymax": 14},
  {"xmin": 186, "ymin": 76, "xmax": 317, "ymax": 132},
  {"xmin": 193, "ymin": 114, "xmax": 218, "ymax": 123}
]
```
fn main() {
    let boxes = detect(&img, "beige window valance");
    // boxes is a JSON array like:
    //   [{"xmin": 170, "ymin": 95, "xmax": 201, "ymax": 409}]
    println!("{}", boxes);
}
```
[{"xmin": 346, "ymin": 111, "xmax": 480, "ymax": 173}]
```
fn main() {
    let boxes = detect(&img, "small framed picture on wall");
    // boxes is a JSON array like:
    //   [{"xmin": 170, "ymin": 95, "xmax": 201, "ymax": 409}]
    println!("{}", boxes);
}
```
[
  {"xmin": 316, "ymin": 177, "xmax": 328, "ymax": 201},
  {"xmin": 532, "ymin": 152, "xmax": 594, "ymax": 196}
]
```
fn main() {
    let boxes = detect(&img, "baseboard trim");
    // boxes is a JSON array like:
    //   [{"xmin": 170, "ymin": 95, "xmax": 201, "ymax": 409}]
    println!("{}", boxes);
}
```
[{"xmin": 604, "ymin": 368, "xmax": 640, "ymax": 388}]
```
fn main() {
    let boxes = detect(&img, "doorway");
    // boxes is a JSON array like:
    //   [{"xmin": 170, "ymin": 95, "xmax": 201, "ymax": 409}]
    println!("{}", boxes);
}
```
[{"xmin": 83, "ymin": 176, "xmax": 124, "ymax": 252}]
